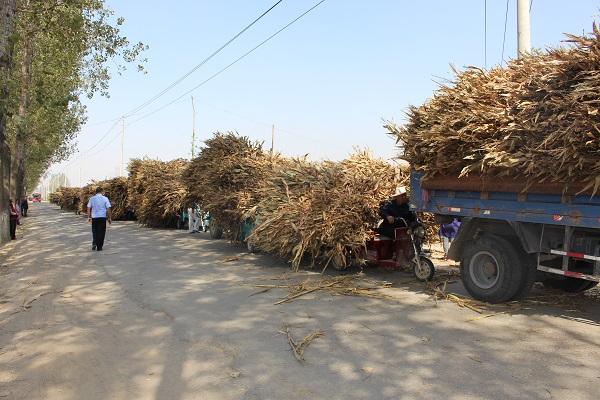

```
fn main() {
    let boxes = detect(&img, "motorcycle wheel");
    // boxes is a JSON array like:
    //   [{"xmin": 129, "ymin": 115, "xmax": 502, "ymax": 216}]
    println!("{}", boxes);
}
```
[{"xmin": 412, "ymin": 256, "xmax": 435, "ymax": 282}]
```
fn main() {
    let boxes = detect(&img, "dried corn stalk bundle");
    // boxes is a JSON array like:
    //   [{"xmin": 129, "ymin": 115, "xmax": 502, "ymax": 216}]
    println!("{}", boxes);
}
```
[
  {"xmin": 49, "ymin": 192, "xmax": 61, "ymax": 204},
  {"xmin": 127, "ymin": 158, "xmax": 145, "ymax": 213},
  {"xmin": 57, "ymin": 187, "xmax": 81, "ymax": 212},
  {"xmin": 79, "ymin": 178, "xmax": 131, "ymax": 220},
  {"xmin": 386, "ymin": 25, "xmax": 600, "ymax": 194},
  {"xmin": 102, "ymin": 177, "xmax": 131, "ymax": 220},
  {"xmin": 78, "ymin": 183, "xmax": 97, "ymax": 215},
  {"xmin": 128, "ymin": 158, "xmax": 189, "ymax": 228},
  {"xmin": 249, "ymin": 151, "xmax": 399, "ymax": 270},
  {"xmin": 182, "ymin": 132, "xmax": 278, "ymax": 240}
]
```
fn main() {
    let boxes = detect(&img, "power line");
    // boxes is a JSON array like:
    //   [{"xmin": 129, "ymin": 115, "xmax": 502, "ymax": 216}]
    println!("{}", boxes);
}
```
[
  {"xmin": 84, "ymin": 118, "xmax": 121, "ymax": 153},
  {"xmin": 123, "ymin": 0, "xmax": 284, "ymax": 118},
  {"xmin": 127, "ymin": 0, "xmax": 328, "ymax": 128},
  {"xmin": 85, "ymin": 116, "xmax": 122, "ymax": 127},
  {"xmin": 59, "ymin": 119, "xmax": 120, "ymax": 170},
  {"xmin": 88, "ymin": 128, "xmax": 122, "ymax": 158},
  {"xmin": 65, "ymin": 0, "xmax": 327, "ymax": 169},
  {"xmin": 501, "ymin": 0, "xmax": 510, "ymax": 65}
]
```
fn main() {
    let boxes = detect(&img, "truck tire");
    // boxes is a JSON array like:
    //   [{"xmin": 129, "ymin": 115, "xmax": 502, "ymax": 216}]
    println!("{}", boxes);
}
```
[
  {"xmin": 543, "ymin": 278, "xmax": 598, "ymax": 293},
  {"xmin": 460, "ymin": 235, "xmax": 526, "ymax": 303},
  {"xmin": 506, "ymin": 240, "xmax": 536, "ymax": 301}
]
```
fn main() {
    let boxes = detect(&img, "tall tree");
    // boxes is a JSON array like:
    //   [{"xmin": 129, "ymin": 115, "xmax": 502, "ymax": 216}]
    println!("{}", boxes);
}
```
[
  {"xmin": 8, "ymin": 0, "xmax": 146, "ymax": 199},
  {"xmin": 0, "ymin": 0, "xmax": 17, "ymax": 242}
]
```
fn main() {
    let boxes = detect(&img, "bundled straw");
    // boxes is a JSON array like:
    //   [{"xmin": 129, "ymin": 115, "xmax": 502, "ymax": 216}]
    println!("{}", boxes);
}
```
[
  {"xmin": 182, "ymin": 132, "xmax": 277, "ymax": 240},
  {"xmin": 79, "ymin": 178, "xmax": 131, "ymax": 220},
  {"xmin": 57, "ymin": 187, "xmax": 81, "ymax": 212},
  {"xmin": 49, "ymin": 192, "xmax": 61, "ymax": 205},
  {"xmin": 386, "ymin": 25, "xmax": 600, "ymax": 194},
  {"xmin": 249, "ymin": 150, "xmax": 400, "ymax": 270},
  {"xmin": 127, "ymin": 158, "xmax": 189, "ymax": 228}
]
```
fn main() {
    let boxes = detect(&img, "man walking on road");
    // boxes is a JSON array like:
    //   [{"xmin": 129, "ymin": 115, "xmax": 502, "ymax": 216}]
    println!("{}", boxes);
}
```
[{"xmin": 87, "ymin": 187, "xmax": 112, "ymax": 251}]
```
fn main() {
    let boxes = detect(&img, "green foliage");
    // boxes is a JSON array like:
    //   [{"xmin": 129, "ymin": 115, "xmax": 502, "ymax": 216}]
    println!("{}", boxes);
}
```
[{"xmin": 9, "ymin": 0, "xmax": 147, "ymax": 191}]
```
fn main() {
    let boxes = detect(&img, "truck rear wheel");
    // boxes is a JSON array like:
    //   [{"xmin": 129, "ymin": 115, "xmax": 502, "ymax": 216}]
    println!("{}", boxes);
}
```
[
  {"xmin": 461, "ymin": 236, "xmax": 526, "ymax": 303},
  {"xmin": 543, "ymin": 278, "xmax": 598, "ymax": 293}
]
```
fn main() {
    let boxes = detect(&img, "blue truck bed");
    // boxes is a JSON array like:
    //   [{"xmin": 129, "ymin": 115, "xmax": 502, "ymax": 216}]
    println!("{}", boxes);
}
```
[{"xmin": 410, "ymin": 172, "xmax": 600, "ymax": 229}]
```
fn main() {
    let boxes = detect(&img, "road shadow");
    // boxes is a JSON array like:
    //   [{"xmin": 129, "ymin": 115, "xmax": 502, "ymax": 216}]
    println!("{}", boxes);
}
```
[{"xmin": 1, "ymin": 203, "xmax": 599, "ymax": 399}]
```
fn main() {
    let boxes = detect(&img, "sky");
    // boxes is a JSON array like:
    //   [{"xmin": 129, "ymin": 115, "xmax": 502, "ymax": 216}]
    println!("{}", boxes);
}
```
[{"xmin": 43, "ymin": 0, "xmax": 600, "ymax": 188}]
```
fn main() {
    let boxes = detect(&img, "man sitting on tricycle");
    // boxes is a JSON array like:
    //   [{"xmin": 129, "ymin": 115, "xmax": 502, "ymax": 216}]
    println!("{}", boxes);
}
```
[{"xmin": 378, "ymin": 186, "xmax": 415, "ymax": 237}]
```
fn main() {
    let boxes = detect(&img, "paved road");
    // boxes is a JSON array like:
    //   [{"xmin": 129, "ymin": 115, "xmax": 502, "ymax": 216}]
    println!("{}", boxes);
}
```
[{"xmin": 1, "ymin": 203, "xmax": 599, "ymax": 400}]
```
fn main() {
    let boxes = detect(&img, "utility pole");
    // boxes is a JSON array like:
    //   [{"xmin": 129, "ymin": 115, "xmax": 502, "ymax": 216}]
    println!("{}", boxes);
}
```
[
  {"xmin": 120, "ymin": 117, "xmax": 125, "ymax": 176},
  {"xmin": 271, "ymin": 124, "xmax": 275, "ymax": 154},
  {"xmin": 191, "ymin": 96, "xmax": 196, "ymax": 158},
  {"xmin": 517, "ymin": 0, "xmax": 531, "ymax": 57}
]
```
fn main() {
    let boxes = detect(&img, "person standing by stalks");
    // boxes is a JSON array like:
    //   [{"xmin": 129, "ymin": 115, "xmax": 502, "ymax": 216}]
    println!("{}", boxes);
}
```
[
  {"xmin": 20, "ymin": 197, "xmax": 28, "ymax": 217},
  {"xmin": 439, "ymin": 218, "xmax": 461, "ymax": 260},
  {"xmin": 87, "ymin": 187, "xmax": 112, "ymax": 251},
  {"xmin": 9, "ymin": 199, "xmax": 19, "ymax": 240}
]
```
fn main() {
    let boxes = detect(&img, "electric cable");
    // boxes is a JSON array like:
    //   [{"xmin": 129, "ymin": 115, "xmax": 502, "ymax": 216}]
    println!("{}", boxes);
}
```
[
  {"xmin": 126, "ymin": 0, "xmax": 328, "ymax": 128},
  {"xmin": 501, "ymin": 0, "xmax": 510, "ymax": 65},
  {"xmin": 122, "ymin": 0, "xmax": 284, "ymax": 118}
]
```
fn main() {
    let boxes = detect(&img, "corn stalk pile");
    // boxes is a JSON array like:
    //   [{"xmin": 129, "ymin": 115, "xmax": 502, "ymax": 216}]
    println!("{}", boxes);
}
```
[
  {"xmin": 79, "ymin": 178, "xmax": 131, "ymax": 220},
  {"xmin": 249, "ymin": 151, "xmax": 400, "ymax": 270},
  {"xmin": 127, "ymin": 158, "xmax": 144, "ymax": 214},
  {"xmin": 49, "ymin": 192, "xmax": 61, "ymax": 205},
  {"xmin": 182, "ymin": 132, "xmax": 277, "ymax": 240},
  {"xmin": 79, "ymin": 183, "xmax": 95, "ymax": 215},
  {"xmin": 127, "ymin": 158, "xmax": 189, "ymax": 228},
  {"xmin": 386, "ymin": 26, "xmax": 600, "ymax": 194},
  {"xmin": 57, "ymin": 187, "xmax": 81, "ymax": 211}
]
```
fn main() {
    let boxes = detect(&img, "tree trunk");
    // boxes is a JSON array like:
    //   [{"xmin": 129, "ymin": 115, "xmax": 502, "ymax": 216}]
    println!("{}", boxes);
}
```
[
  {"xmin": 0, "ymin": 0, "xmax": 17, "ymax": 243},
  {"xmin": 15, "ymin": 30, "xmax": 33, "ymax": 201}
]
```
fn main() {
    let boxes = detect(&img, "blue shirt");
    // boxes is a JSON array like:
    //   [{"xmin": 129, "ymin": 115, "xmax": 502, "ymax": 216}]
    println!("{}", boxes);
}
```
[{"xmin": 87, "ymin": 194, "xmax": 111, "ymax": 219}]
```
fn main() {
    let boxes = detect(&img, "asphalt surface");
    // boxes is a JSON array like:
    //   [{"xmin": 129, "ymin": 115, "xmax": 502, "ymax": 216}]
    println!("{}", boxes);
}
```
[{"xmin": 1, "ymin": 203, "xmax": 599, "ymax": 400}]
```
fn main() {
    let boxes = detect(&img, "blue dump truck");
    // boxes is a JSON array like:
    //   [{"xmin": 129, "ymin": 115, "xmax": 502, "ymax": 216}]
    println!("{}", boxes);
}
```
[{"xmin": 410, "ymin": 172, "xmax": 600, "ymax": 303}]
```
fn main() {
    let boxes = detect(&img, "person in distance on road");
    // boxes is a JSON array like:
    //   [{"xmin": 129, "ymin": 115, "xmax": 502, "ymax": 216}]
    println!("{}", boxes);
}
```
[
  {"xmin": 87, "ymin": 186, "xmax": 112, "ymax": 251},
  {"xmin": 20, "ymin": 197, "xmax": 28, "ymax": 217}
]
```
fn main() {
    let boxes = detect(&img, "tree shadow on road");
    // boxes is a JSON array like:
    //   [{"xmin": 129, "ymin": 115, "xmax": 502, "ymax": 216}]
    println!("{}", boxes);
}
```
[{"xmin": 1, "ymin": 204, "xmax": 599, "ymax": 399}]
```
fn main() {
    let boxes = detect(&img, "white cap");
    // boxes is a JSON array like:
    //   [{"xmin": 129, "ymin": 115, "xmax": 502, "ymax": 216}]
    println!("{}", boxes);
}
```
[{"xmin": 391, "ymin": 186, "xmax": 407, "ymax": 198}]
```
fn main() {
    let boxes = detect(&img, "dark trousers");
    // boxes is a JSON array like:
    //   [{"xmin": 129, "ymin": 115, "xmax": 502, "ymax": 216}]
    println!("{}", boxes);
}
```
[
  {"xmin": 9, "ymin": 218, "xmax": 17, "ymax": 239},
  {"xmin": 92, "ymin": 218, "xmax": 107, "ymax": 249},
  {"xmin": 378, "ymin": 222, "xmax": 397, "ymax": 239},
  {"xmin": 21, "ymin": 208, "xmax": 27, "ymax": 217}
]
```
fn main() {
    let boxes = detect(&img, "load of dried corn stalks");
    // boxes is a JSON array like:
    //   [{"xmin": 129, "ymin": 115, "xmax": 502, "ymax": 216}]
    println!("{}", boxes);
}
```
[
  {"xmin": 49, "ymin": 192, "xmax": 61, "ymax": 205},
  {"xmin": 127, "ymin": 158, "xmax": 189, "ymax": 228},
  {"xmin": 182, "ymin": 132, "xmax": 277, "ymax": 240},
  {"xmin": 249, "ymin": 151, "xmax": 401, "ymax": 270},
  {"xmin": 57, "ymin": 187, "xmax": 81, "ymax": 212},
  {"xmin": 386, "ymin": 25, "xmax": 600, "ymax": 194},
  {"xmin": 78, "ymin": 177, "xmax": 131, "ymax": 220}
]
